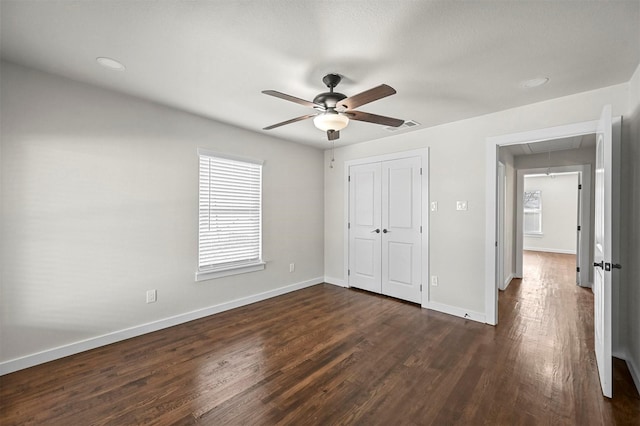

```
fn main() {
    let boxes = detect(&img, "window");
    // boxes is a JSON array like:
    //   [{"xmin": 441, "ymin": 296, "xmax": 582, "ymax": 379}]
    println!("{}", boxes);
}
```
[
  {"xmin": 196, "ymin": 149, "xmax": 264, "ymax": 281},
  {"xmin": 523, "ymin": 190, "xmax": 542, "ymax": 235}
]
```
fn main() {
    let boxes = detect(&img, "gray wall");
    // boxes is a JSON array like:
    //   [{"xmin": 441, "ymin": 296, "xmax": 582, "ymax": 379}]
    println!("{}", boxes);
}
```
[
  {"xmin": 0, "ymin": 62, "xmax": 325, "ymax": 363},
  {"xmin": 621, "ymin": 63, "xmax": 640, "ymax": 388}
]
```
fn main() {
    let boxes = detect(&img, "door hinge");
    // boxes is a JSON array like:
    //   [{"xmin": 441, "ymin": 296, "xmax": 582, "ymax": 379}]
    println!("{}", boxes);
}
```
[
  {"xmin": 495, "ymin": 241, "xmax": 498, "ymax": 247},
  {"xmin": 576, "ymin": 267, "xmax": 580, "ymax": 272},
  {"xmin": 420, "ymin": 284, "xmax": 422, "ymax": 291},
  {"xmin": 348, "ymin": 175, "xmax": 351, "ymax": 182},
  {"xmin": 348, "ymin": 269, "xmax": 351, "ymax": 276},
  {"xmin": 577, "ymin": 225, "xmax": 581, "ymax": 231},
  {"xmin": 348, "ymin": 222, "xmax": 350, "ymax": 229},
  {"xmin": 578, "ymin": 184, "xmax": 582, "ymax": 190},
  {"xmin": 420, "ymin": 225, "xmax": 422, "ymax": 233},
  {"xmin": 420, "ymin": 167, "xmax": 423, "ymax": 175}
]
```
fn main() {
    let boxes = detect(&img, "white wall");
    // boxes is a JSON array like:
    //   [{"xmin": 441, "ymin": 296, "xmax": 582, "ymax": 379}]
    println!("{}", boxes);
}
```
[
  {"xmin": 523, "ymin": 173, "xmax": 579, "ymax": 254},
  {"xmin": 620, "ymin": 63, "xmax": 640, "ymax": 389},
  {"xmin": 325, "ymin": 81, "xmax": 629, "ymax": 317},
  {"xmin": 0, "ymin": 62, "xmax": 325, "ymax": 367}
]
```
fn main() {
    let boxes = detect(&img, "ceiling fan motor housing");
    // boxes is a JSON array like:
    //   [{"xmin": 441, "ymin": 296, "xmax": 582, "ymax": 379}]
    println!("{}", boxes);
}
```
[
  {"xmin": 313, "ymin": 92, "xmax": 346, "ymax": 109},
  {"xmin": 314, "ymin": 73, "xmax": 346, "ymax": 108}
]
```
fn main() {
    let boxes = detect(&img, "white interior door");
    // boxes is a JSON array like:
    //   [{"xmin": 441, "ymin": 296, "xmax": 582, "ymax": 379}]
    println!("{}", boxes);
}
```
[
  {"xmin": 381, "ymin": 157, "xmax": 422, "ymax": 303},
  {"xmin": 593, "ymin": 104, "xmax": 620, "ymax": 398},
  {"xmin": 348, "ymin": 157, "xmax": 422, "ymax": 303},
  {"xmin": 349, "ymin": 162, "xmax": 382, "ymax": 294}
]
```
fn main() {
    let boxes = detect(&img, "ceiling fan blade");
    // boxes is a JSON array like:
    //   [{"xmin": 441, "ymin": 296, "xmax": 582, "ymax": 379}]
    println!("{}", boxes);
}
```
[
  {"xmin": 346, "ymin": 110, "xmax": 404, "ymax": 127},
  {"xmin": 327, "ymin": 130, "xmax": 340, "ymax": 141},
  {"xmin": 262, "ymin": 90, "xmax": 323, "ymax": 109},
  {"xmin": 263, "ymin": 113, "xmax": 317, "ymax": 130},
  {"xmin": 338, "ymin": 84, "xmax": 396, "ymax": 110}
]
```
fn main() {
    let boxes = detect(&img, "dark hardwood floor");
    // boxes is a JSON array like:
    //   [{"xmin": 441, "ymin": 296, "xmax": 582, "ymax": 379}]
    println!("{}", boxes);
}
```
[{"xmin": 1, "ymin": 251, "xmax": 639, "ymax": 425}]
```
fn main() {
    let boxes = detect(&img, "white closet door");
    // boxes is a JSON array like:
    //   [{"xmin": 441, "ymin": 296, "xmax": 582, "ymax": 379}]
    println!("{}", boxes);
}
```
[
  {"xmin": 381, "ymin": 157, "xmax": 422, "ymax": 303},
  {"xmin": 348, "ymin": 157, "xmax": 422, "ymax": 304},
  {"xmin": 348, "ymin": 162, "xmax": 382, "ymax": 294}
]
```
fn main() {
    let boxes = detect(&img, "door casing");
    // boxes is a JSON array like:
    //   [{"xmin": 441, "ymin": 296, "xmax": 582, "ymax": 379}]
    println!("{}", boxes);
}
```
[{"xmin": 485, "ymin": 117, "xmax": 619, "ymax": 325}]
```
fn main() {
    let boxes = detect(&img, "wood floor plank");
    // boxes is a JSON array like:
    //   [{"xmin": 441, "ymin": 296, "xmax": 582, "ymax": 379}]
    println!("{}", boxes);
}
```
[{"xmin": 1, "ymin": 251, "xmax": 639, "ymax": 425}]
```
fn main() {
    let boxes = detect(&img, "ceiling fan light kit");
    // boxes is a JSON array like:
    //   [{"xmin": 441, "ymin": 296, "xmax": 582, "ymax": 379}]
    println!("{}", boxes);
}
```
[
  {"xmin": 313, "ymin": 112, "xmax": 349, "ymax": 132},
  {"xmin": 262, "ymin": 73, "xmax": 404, "ymax": 141}
]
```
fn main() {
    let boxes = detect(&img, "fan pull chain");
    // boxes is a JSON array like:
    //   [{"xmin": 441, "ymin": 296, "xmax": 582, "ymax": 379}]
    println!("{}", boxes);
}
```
[{"xmin": 330, "ymin": 140, "xmax": 335, "ymax": 169}]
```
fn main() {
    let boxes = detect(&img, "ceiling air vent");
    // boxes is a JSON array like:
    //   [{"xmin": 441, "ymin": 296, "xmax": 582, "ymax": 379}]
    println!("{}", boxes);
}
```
[{"xmin": 385, "ymin": 120, "xmax": 420, "ymax": 132}]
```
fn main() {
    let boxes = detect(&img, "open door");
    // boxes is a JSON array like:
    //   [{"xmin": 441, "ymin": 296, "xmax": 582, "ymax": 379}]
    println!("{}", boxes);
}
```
[{"xmin": 593, "ymin": 105, "xmax": 620, "ymax": 398}]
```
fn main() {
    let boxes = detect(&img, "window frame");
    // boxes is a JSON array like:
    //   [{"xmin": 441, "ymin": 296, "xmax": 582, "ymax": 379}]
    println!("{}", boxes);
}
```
[
  {"xmin": 523, "ymin": 189, "xmax": 543, "ymax": 235},
  {"xmin": 195, "ymin": 148, "xmax": 265, "ymax": 281}
]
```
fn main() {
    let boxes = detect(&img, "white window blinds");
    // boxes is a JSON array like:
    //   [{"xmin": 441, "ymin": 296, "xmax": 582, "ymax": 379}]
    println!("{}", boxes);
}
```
[{"xmin": 198, "ymin": 152, "xmax": 262, "ymax": 272}]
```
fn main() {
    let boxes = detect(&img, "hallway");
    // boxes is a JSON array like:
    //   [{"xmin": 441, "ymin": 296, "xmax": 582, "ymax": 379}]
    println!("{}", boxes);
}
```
[{"xmin": 499, "ymin": 250, "xmax": 639, "ymax": 424}]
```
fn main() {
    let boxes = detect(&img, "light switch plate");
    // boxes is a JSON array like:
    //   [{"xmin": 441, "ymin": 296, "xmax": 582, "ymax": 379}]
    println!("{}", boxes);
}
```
[{"xmin": 430, "ymin": 201, "xmax": 438, "ymax": 212}]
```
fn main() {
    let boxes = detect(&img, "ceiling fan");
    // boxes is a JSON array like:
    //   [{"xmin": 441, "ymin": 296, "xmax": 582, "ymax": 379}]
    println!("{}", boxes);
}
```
[{"xmin": 262, "ymin": 73, "xmax": 404, "ymax": 141}]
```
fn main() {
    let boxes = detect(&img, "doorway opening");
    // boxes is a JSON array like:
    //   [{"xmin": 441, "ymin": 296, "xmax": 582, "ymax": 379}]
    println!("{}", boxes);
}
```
[
  {"xmin": 485, "ymin": 107, "xmax": 621, "ymax": 398},
  {"xmin": 485, "ymin": 118, "xmax": 604, "ymax": 325},
  {"xmin": 521, "ymin": 171, "xmax": 581, "ymax": 284}
]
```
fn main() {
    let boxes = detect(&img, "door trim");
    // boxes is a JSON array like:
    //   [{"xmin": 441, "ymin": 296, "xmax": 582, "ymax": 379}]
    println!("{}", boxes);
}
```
[
  {"xmin": 485, "ymin": 119, "xmax": 599, "ymax": 325},
  {"xmin": 497, "ymin": 161, "xmax": 506, "ymax": 290},
  {"xmin": 344, "ymin": 148, "xmax": 430, "ymax": 307}
]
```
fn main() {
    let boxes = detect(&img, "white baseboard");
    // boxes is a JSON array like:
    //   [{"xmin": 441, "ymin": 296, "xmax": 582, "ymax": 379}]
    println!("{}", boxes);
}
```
[
  {"xmin": 424, "ymin": 301, "xmax": 486, "ymax": 324},
  {"xmin": 501, "ymin": 273, "xmax": 515, "ymax": 290},
  {"xmin": 523, "ymin": 247, "xmax": 576, "ymax": 255},
  {"xmin": 324, "ymin": 276, "xmax": 348, "ymax": 287},
  {"xmin": 611, "ymin": 348, "xmax": 640, "ymax": 396},
  {"xmin": 613, "ymin": 349, "xmax": 626, "ymax": 359},
  {"xmin": 626, "ymin": 354, "xmax": 640, "ymax": 396},
  {"xmin": 0, "ymin": 277, "xmax": 323, "ymax": 376}
]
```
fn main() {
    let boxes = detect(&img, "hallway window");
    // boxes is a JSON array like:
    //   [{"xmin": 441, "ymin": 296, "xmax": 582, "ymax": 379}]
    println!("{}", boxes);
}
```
[{"xmin": 524, "ymin": 190, "xmax": 542, "ymax": 234}]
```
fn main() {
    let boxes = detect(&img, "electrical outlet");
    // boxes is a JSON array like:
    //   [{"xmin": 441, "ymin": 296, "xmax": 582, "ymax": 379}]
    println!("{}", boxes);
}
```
[
  {"xmin": 289, "ymin": 263, "xmax": 295, "ymax": 273},
  {"xmin": 430, "ymin": 201, "xmax": 438, "ymax": 212},
  {"xmin": 456, "ymin": 201, "xmax": 468, "ymax": 211},
  {"xmin": 431, "ymin": 276, "xmax": 438, "ymax": 287},
  {"xmin": 146, "ymin": 289, "xmax": 157, "ymax": 303}
]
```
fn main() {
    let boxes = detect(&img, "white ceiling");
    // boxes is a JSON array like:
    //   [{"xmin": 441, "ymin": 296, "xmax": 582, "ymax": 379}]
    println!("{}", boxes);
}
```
[{"xmin": 1, "ymin": 1, "xmax": 639, "ymax": 149}]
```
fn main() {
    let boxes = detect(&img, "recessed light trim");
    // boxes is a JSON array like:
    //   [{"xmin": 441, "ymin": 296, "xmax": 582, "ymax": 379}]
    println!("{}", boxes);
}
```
[
  {"xmin": 96, "ymin": 57, "xmax": 126, "ymax": 71},
  {"xmin": 521, "ymin": 77, "xmax": 549, "ymax": 89}
]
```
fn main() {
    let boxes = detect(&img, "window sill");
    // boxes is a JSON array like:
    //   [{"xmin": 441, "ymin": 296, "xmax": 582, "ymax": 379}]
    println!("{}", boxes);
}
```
[
  {"xmin": 195, "ymin": 261, "xmax": 266, "ymax": 282},
  {"xmin": 525, "ymin": 233, "xmax": 544, "ymax": 238}
]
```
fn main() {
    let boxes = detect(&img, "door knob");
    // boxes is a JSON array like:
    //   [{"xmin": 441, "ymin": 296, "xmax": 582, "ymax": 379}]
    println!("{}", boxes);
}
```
[
  {"xmin": 371, "ymin": 228, "xmax": 380, "ymax": 233},
  {"xmin": 382, "ymin": 229, "xmax": 389, "ymax": 233},
  {"xmin": 594, "ymin": 261, "xmax": 604, "ymax": 269}
]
